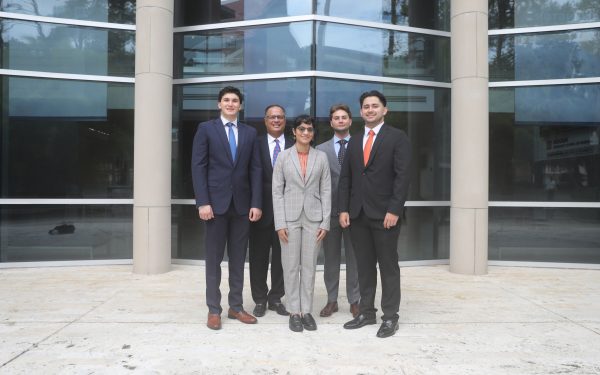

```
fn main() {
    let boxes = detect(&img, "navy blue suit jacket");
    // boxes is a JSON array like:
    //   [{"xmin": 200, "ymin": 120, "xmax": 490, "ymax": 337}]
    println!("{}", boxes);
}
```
[{"xmin": 191, "ymin": 118, "xmax": 262, "ymax": 215}]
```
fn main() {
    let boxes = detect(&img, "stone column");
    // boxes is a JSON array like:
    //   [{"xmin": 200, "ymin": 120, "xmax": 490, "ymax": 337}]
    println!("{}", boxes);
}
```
[
  {"xmin": 449, "ymin": 0, "xmax": 489, "ymax": 275},
  {"xmin": 133, "ymin": 0, "xmax": 173, "ymax": 274}
]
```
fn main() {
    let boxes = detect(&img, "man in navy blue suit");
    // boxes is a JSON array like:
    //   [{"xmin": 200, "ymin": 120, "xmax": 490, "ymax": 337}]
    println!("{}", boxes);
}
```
[{"xmin": 191, "ymin": 86, "xmax": 263, "ymax": 330}]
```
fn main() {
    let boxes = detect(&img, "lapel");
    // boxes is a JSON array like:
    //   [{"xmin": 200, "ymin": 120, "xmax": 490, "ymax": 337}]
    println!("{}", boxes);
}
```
[
  {"xmin": 261, "ymin": 135, "xmax": 273, "ymax": 173},
  {"xmin": 328, "ymin": 138, "xmax": 342, "ymax": 174},
  {"xmin": 290, "ymin": 147, "xmax": 303, "ymax": 183},
  {"xmin": 365, "ymin": 124, "xmax": 386, "ymax": 168},
  {"xmin": 214, "ymin": 119, "xmax": 234, "ymax": 165},
  {"xmin": 234, "ymin": 123, "xmax": 247, "ymax": 167},
  {"xmin": 304, "ymin": 148, "xmax": 317, "ymax": 185}
]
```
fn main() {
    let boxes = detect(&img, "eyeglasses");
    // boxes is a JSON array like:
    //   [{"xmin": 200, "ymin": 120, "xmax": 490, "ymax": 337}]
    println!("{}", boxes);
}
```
[
  {"xmin": 296, "ymin": 126, "xmax": 314, "ymax": 133},
  {"xmin": 266, "ymin": 115, "xmax": 285, "ymax": 120}
]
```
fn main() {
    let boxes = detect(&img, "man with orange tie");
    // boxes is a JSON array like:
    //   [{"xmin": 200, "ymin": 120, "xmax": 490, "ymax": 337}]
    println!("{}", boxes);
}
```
[{"xmin": 338, "ymin": 90, "xmax": 411, "ymax": 338}]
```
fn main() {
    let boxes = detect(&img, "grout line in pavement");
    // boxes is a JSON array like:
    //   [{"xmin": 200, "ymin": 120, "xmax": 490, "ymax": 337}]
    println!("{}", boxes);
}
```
[{"xmin": 0, "ymin": 288, "xmax": 125, "ymax": 369}]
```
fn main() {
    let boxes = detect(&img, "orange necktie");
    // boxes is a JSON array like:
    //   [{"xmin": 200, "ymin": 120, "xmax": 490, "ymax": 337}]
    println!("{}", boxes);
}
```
[{"xmin": 363, "ymin": 129, "xmax": 375, "ymax": 166}]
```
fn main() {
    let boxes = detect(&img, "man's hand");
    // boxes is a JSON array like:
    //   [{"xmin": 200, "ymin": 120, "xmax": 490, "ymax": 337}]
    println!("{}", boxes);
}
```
[
  {"xmin": 198, "ymin": 205, "xmax": 214, "ymax": 221},
  {"xmin": 249, "ymin": 208, "xmax": 262, "ymax": 222},
  {"xmin": 277, "ymin": 228, "xmax": 288, "ymax": 244},
  {"xmin": 316, "ymin": 228, "xmax": 328, "ymax": 242},
  {"xmin": 339, "ymin": 212, "xmax": 350, "ymax": 228},
  {"xmin": 383, "ymin": 212, "xmax": 399, "ymax": 229}
]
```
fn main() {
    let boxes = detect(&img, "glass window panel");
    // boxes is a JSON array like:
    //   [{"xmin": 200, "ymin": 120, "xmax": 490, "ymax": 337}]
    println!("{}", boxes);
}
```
[
  {"xmin": 489, "ymin": 0, "xmax": 600, "ymax": 29},
  {"xmin": 1, "ymin": 76, "xmax": 134, "ymax": 198},
  {"xmin": 174, "ymin": 0, "xmax": 312, "ymax": 27},
  {"xmin": 1, "ymin": 0, "xmax": 135, "ymax": 24},
  {"xmin": 172, "ymin": 79, "xmax": 312, "ymax": 199},
  {"xmin": 489, "ymin": 207, "xmax": 600, "ymax": 263},
  {"xmin": 0, "ymin": 205, "xmax": 132, "ymax": 262},
  {"xmin": 489, "ymin": 29, "xmax": 600, "ymax": 81},
  {"xmin": 489, "ymin": 85, "xmax": 600, "ymax": 202},
  {"xmin": 176, "ymin": 22, "xmax": 312, "ymax": 78},
  {"xmin": 315, "ymin": 78, "xmax": 450, "ymax": 201},
  {"xmin": 173, "ymin": 204, "xmax": 449, "ymax": 261},
  {"xmin": 0, "ymin": 20, "xmax": 135, "ymax": 77},
  {"xmin": 316, "ymin": 0, "xmax": 450, "ymax": 31},
  {"xmin": 316, "ymin": 22, "xmax": 450, "ymax": 82}
]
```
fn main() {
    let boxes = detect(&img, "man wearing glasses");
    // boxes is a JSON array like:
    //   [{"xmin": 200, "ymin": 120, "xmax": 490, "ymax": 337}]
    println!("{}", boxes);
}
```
[{"xmin": 249, "ymin": 105, "xmax": 294, "ymax": 317}]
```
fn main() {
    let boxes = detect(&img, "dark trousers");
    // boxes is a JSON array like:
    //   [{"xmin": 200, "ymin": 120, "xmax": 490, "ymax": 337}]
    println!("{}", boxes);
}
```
[
  {"xmin": 205, "ymin": 204, "xmax": 249, "ymax": 314},
  {"xmin": 349, "ymin": 210, "xmax": 401, "ymax": 321},
  {"xmin": 249, "ymin": 222, "xmax": 285, "ymax": 304}
]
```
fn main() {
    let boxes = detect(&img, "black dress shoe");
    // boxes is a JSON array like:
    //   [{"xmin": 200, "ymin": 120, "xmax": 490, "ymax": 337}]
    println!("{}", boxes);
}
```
[
  {"xmin": 289, "ymin": 314, "xmax": 303, "ymax": 332},
  {"xmin": 253, "ymin": 303, "xmax": 266, "ymax": 317},
  {"xmin": 376, "ymin": 320, "xmax": 399, "ymax": 338},
  {"xmin": 268, "ymin": 302, "xmax": 290, "ymax": 316},
  {"xmin": 301, "ymin": 313, "xmax": 317, "ymax": 331},
  {"xmin": 343, "ymin": 314, "xmax": 376, "ymax": 329}
]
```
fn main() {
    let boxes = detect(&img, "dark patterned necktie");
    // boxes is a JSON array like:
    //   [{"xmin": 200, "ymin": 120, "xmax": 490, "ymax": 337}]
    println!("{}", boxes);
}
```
[{"xmin": 337, "ymin": 139, "xmax": 347, "ymax": 165}]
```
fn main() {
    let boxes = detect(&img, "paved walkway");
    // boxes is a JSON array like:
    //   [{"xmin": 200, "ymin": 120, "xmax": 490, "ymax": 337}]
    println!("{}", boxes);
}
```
[{"xmin": 1, "ymin": 265, "xmax": 599, "ymax": 374}]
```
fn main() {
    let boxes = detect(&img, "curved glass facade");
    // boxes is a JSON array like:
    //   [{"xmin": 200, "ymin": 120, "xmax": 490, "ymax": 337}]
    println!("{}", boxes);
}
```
[
  {"xmin": 489, "ymin": 0, "xmax": 600, "ymax": 29},
  {"xmin": 171, "ymin": 2, "xmax": 451, "ymax": 261},
  {"xmin": 316, "ymin": 0, "xmax": 450, "ymax": 31},
  {"xmin": 1, "ymin": 2, "xmax": 134, "ymax": 263},
  {"xmin": 0, "ymin": 0, "xmax": 136, "ymax": 24},
  {"xmin": 489, "ymin": 0, "xmax": 600, "ymax": 264},
  {"xmin": 489, "ymin": 29, "xmax": 600, "ymax": 81},
  {"xmin": 1, "ymin": 19, "xmax": 135, "ymax": 77}
]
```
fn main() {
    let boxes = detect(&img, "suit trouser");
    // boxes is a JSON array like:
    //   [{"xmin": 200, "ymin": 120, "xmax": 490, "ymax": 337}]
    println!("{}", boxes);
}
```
[
  {"xmin": 204, "ymin": 204, "xmax": 249, "ymax": 314},
  {"xmin": 281, "ymin": 210, "xmax": 321, "ymax": 314},
  {"xmin": 349, "ymin": 210, "xmax": 401, "ymax": 321},
  {"xmin": 322, "ymin": 217, "xmax": 360, "ymax": 304},
  {"xmin": 249, "ymin": 222, "xmax": 285, "ymax": 304}
]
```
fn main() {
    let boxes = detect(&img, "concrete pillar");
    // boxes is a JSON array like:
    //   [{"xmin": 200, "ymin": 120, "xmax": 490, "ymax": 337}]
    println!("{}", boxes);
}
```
[
  {"xmin": 449, "ymin": 0, "xmax": 489, "ymax": 275},
  {"xmin": 133, "ymin": 0, "xmax": 173, "ymax": 274}
]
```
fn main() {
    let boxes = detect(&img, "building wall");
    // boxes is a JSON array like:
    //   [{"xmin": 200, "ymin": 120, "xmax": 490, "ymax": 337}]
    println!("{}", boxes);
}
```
[
  {"xmin": 488, "ymin": 0, "xmax": 600, "ymax": 263},
  {"xmin": 1, "ymin": 0, "xmax": 599, "ymax": 265},
  {"xmin": 0, "ymin": 0, "xmax": 135, "ymax": 263}
]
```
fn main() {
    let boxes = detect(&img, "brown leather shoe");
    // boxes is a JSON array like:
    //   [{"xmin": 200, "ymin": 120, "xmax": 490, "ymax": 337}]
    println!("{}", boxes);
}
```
[
  {"xmin": 227, "ymin": 308, "xmax": 257, "ymax": 324},
  {"xmin": 207, "ymin": 313, "xmax": 221, "ymax": 330},
  {"xmin": 319, "ymin": 301, "xmax": 339, "ymax": 317},
  {"xmin": 350, "ymin": 302, "xmax": 360, "ymax": 318}
]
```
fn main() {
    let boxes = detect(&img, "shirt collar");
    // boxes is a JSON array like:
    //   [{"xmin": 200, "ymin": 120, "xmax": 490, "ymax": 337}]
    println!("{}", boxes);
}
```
[
  {"xmin": 364, "ymin": 122, "xmax": 384, "ymax": 136},
  {"xmin": 333, "ymin": 134, "xmax": 350, "ymax": 143},
  {"xmin": 267, "ymin": 133, "xmax": 285, "ymax": 144},
  {"xmin": 221, "ymin": 116, "xmax": 237, "ymax": 127}
]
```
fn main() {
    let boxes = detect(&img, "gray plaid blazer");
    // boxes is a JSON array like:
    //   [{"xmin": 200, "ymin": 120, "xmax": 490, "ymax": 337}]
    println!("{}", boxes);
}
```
[{"xmin": 272, "ymin": 147, "xmax": 331, "ymax": 232}]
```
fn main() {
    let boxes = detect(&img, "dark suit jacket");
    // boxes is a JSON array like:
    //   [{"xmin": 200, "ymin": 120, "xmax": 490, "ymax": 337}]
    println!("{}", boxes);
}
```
[
  {"xmin": 191, "ymin": 118, "xmax": 262, "ymax": 215},
  {"xmin": 339, "ymin": 124, "xmax": 411, "ymax": 220},
  {"xmin": 254, "ymin": 134, "xmax": 293, "ymax": 227}
]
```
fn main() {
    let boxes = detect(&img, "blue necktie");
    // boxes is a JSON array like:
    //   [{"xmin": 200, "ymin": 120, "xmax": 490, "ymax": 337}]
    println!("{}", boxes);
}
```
[
  {"xmin": 226, "ymin": 122, "xmax": 236, "ymax": 161},
  {"xmin": 273, "ymin": 139, "xmax": 281, "ymax": 166}
]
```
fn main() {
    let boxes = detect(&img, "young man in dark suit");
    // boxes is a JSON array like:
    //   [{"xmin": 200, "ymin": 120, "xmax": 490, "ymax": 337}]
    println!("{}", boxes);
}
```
[
  {"xmin": 338, "ymin": 90, "xmax": 411, "ymax": 338},
  {"xmin": 191, "ymin": 86, "xmax": 263, "ymax": 330},
  {"xmin": 249, "ymin": 104, "xmax": 293, "ymax": 317}
]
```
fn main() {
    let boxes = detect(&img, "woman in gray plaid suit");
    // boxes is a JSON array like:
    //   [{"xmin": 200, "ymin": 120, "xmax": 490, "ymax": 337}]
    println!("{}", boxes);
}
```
[{"xmin": 272, "ymin": 115, "xmax": 331, "ymax": 333}]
